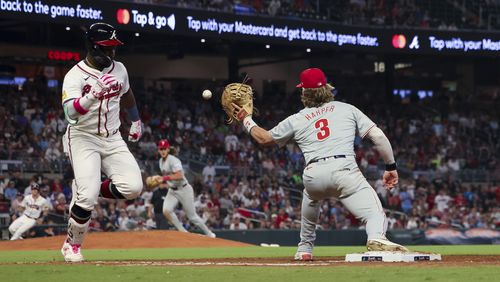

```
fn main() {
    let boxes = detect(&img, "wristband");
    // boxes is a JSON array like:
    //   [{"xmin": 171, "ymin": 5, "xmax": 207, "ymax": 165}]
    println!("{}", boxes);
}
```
[
  {"xmin": 162, "ymin": 175, "xmax": 171, "ymax": 182},
  {"xmin": 73, "ymin": 98, "xmax": 89, "ymax": 115},
  {"xmin": 243, "ymin": 116, "xmax": 257, "ymax": 133},
  {"xmin": 385, "ymin": 162, "xmax": 397, "ymax": 171},
  {"xmin": 126, "ymin": 106, "xmax": 140, "ymax": 122}
]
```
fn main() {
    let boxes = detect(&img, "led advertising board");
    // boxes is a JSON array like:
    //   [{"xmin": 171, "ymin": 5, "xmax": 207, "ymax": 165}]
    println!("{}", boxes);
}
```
[{"xmin": 1, "ymin": 0, "xmax": 499, "ymax": 56}]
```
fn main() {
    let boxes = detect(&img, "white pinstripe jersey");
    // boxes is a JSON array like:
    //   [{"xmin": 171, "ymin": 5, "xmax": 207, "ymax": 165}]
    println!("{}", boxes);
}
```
[
  {"xmin": 269, "ymin": 101, "xmax": 375, "ymax": 164},
  {"xmin": 21, "ymin": 195, "xmax": 49, "ymax": 219},
  {"xmin": 62, "ymin": 61, "xmax": 130, "ymax": 136}
]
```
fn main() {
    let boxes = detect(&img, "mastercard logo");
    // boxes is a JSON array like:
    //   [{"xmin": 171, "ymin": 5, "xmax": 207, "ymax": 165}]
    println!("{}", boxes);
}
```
[
  {"xmin": 116, "ymin": 9, "xmax": 130, "ymax": 25},
  {"xmin": 392, "ymin": 34, "xmax": 407, "ymax": 49}
]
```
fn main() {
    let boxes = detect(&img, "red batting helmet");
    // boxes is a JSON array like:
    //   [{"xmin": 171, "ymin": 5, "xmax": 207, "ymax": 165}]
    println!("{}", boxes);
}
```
[
  {"xmin": 157, "ymin": 139, "xmax": 170, "ymax": 149},
  {"xmin": 296, "ymin": 68, "xmax": 327, "ymax": 88}
]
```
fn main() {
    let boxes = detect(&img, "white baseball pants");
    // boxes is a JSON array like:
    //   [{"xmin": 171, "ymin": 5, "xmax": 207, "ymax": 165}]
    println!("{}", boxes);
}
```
[
  {"xmin": 9, "ymin": 215, "xmax": 36, "ymax": 240},
  {"xmin": 63, "ymin": 127, "xmax": 143, "ymax": 211}
]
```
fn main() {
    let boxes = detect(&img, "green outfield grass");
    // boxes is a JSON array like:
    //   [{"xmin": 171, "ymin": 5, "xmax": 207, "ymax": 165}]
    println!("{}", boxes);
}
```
[
  {"xmin": 0, "ymin": 265, "xmax": 498, "ymax": 282},
  {"xmin": 0, "ymin": 245, "xmax": 499, "ymax": 282},
  {"xmin": 0, "ymin": 245, "xmax": 498, "ymax": 263}
]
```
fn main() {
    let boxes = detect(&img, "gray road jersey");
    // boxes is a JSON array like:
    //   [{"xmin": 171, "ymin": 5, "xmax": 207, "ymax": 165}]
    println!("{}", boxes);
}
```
[
  {"xmin": 159, "ymin": 155, "xmax": 188, "ymax": 188},
  {"xmin": 269, "ymin": 101, "xmax": 375, "ymax": 165}
]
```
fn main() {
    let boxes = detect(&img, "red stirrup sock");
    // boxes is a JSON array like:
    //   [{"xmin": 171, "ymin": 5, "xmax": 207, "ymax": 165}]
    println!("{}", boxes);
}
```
[{"xmin": 99, "ymin": 179, "xmax": 125, "ymax": 199}]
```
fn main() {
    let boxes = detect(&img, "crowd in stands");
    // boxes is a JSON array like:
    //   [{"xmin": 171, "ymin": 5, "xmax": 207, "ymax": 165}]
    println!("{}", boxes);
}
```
[
  {"xmin": 118, "ymin": 0, "xmax": 500, "ymax": 30},
  {"xmin": 0, "ymin": 74, "xmax": 499, "ymax": 239}
]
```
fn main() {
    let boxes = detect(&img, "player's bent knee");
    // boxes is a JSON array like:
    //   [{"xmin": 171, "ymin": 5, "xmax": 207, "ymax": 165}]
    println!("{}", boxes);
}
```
[
  {"xmin": 73, "ymin": 186, "xmax": 99, "ymax": 211},
  {"xmin": 121, "ymin": 179, "xmax": 143, "ymax": 200}
]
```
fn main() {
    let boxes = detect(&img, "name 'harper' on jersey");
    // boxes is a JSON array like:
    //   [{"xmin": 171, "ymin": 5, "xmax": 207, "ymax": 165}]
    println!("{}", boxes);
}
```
[{"xmin": 303, "ymin": 104, "xmax": 336, "ymax": 121}]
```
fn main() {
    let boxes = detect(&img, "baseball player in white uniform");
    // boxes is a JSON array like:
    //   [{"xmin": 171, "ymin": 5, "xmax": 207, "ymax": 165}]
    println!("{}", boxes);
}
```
[
  {"xmin": 60, "ymin": 23, "xmax": 143, "ymax": 262},
  {"xmin": 157, "ymin": 139, "xmax": 216, "ymax": 238},
  {"xmin": 9, "ymin": 183, "xmax": 49, "ymax": 240},
  {"xmin": 233, "ymin": 68, "xmax": 409, "ymax": 260}
]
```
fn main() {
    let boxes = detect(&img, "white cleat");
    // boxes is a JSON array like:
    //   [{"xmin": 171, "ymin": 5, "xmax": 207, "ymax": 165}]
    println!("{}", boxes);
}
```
[
  {"xmin": 61, "ymin": 239, "xmax": 84, "ymax": 262},
  {"xmin": 207, "ymin": 232, "xmax": 216, "ymax": 238},
  {"xmin": 366, "ymin": 238, "xmax": 409, "ymax": 252},
  {"xmin": 294, "ymin": 251, "xmax": 313, "ymax": 261}
]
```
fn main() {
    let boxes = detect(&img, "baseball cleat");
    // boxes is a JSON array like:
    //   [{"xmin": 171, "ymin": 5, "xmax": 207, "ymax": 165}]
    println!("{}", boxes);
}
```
[
  {"xmin": 61, "ymin": 239, "xmax": 84, "ymax": 262},
  {"xmin": 366, "ymin": 238, "xmax": 409, "ymax": 252},
  {"xmin": 294, "ymin": 252, "xmax": 313, "ymax": 261},
  {"xmin": 207, "ymin": 232, "xmax": 216, "ymax": 238}
]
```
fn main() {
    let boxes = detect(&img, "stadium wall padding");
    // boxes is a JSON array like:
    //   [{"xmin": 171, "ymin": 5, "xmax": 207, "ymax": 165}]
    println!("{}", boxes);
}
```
[{"xmin": 215, "ymin": 229, "xmax": 428, "ymax": 246}]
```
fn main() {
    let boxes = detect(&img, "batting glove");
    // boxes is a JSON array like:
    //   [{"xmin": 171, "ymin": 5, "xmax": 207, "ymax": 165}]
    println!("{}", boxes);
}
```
[
  {"xmin": 91, "ymin": 74, "xmax": 117, "ymax": 100},
  {"xmin": 128, "ymin": 120, "xmax": 143, "ymax": 142}
]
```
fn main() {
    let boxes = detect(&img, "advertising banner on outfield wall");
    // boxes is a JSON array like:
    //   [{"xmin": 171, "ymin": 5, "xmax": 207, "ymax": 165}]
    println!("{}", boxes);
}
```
[
  {"xmin": 1, "ymin": 0, "xmax": 500, "ymax": 56},
  {"xmin": 425, "ymin": 228, "xmax": 500, "ymax": 244}
]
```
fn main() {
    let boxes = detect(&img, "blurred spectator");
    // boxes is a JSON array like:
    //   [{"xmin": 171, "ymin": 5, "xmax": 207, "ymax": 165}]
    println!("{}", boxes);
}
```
[
  {"xmin": 202, "ymin": 160, "xmax": 216, "ymax": 182},
  {"xmin": 399, "ymin": 186, "xmax": 413, "ymax": 215},
  {"xmin": 4, "ymin": 181, "xmax": 18, "ymax": 202},
  {"xmin": 31, "ymin": 115, "xmax": 44, "ymax": 136},
  {"xmin": 229, "ymin": 214, "xmax": 248, "ymax": 230},
  {"xmin": 118, "ymin": 209, "xmax": 131, "ymax": 231},
  {"xmin": 44, "ymin": 141, "xmax": 61, "ymax": 163},
  {"xmin": 435, "ymin": 190, "xmax": 452, "ymax": 212}
]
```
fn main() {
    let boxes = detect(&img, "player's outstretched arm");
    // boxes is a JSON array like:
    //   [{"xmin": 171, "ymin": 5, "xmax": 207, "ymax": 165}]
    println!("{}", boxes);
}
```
[
  {"xmin": 364, "ymin": 126, "xmax": 398, "ymax": 190},
  {"xmin": 232, "ymin": 103, "xmax": 276, "ymax": 146},
  {"xmin": 247, "ymin": 123, "xmax": 276, "ymax": 146}
]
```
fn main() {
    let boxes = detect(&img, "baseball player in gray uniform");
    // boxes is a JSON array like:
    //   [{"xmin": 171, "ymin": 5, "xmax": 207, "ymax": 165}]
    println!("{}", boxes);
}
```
[
  {"xmin": 157, "ymin": 139, "xmax": 216, "ymax": 238},
  {"xmin": 9, "ymin": 183, "xmax": 49, "ymax": 240},
  {"xmin": 234, "ymin": 68, "xmax": 409, "ymax": 260},
  {"xmin": 60, "ymin": 23, "xmax": 143, "ymax": 262}
]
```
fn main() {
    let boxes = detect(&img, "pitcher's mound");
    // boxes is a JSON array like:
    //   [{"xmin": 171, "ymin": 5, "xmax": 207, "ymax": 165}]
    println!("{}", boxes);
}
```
[{"xmin": 0, "ymin": 231, "xmax": 250, "ymax": 251}]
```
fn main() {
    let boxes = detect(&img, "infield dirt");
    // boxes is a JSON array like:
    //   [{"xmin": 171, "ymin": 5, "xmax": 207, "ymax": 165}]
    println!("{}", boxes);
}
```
[{"xmin": 0, "ymin": 230, "xmax": 250, "ymax": 251}]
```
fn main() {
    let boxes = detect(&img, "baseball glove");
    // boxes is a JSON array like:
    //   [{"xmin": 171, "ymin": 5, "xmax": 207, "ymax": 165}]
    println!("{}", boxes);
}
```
[
  {"xmin": 221, "ymin": 83, "xmax": 255, "ymax": 124},
  {"xmin": 146, "ymin": 175, "xmax": 163, "ymax": 189}
]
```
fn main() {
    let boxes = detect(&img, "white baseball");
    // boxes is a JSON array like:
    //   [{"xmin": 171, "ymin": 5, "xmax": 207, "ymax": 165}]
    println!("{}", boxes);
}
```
[{"xmin": 202, "ymin": 89, "xmax": 212, "ymax": 100}]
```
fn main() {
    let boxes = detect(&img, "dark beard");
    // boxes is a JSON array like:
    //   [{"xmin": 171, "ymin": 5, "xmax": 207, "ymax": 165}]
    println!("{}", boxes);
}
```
[
  {"xmin": 87, "ymin": 45, "xmax": 113, "ymax": 70},
  {"xmin": 90, "ymin": 52, "xmax": 112, "ymax": 70}
]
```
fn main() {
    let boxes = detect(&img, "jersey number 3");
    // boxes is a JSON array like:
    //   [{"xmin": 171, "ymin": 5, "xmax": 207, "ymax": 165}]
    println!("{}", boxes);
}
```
[{"xmin": 315, "ymin": 118, "xmax": 330, "ymax": 140}]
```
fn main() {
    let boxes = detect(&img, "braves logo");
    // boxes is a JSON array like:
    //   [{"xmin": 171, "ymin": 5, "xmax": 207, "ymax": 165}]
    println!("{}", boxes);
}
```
[
  {"xmin": 82, "ymin": 84, "xmax": 92, "ymax": 96},
  {"xmin": 100, "ymin": 83, "xmax": 123, "ymax": 100},
  {"xmin": 110, "ymin": 30, "xmax": 118, "ymax": 40},
  {"xmin": 109, "ymin": 82, "xmax": 122, "ymax": 93}
]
